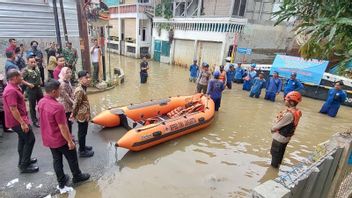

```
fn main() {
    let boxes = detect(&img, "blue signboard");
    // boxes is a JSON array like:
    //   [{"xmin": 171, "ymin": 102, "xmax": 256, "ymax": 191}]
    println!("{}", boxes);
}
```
[
  {"xmin": 348, "ymin": 151, "xmax": 352, "ymax": 165},
  {"xmin": 237, "ymin": 48, "xmax": 252, "ymax": 55},
  {"xmin": 104, "ymin": 0, "xmax": 119, "ymax": 7},
  {"xmin": 270, "ymin": 55, "xmax": 329, "ymax": 85}
]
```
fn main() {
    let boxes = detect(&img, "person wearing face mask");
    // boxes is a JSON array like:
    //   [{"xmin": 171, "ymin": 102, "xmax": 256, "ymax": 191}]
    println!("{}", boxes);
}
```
[
  {"xmin": 22, "ymin": 56, "xmax": 43, "ymax": 128},
  {"xmin": 15, "ymin": 47, "xmax": 26, "ymax": 72},
  {"xmin": 27, "ymin": 41, "xmax": 45, "ymax": 86}
]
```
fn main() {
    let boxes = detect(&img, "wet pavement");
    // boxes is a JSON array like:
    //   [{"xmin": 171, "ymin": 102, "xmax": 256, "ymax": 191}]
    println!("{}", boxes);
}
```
[{"xmin": 1, "ymin": 55, "xmax": 352, "ymax": 198}]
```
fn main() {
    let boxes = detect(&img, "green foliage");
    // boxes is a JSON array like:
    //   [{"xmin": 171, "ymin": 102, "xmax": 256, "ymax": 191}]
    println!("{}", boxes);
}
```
[
  {"xmin": 155, "ymin": 0, "xmax": 173, "ymax": 20},
  {"xmin": 273, "ymin": 0, "xmax": 352, "ymax": 75}
]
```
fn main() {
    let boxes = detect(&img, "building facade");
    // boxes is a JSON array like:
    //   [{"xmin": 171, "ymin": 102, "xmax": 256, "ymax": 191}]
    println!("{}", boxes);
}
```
[
  {"xmin": 107, "ymin": 0, "xmax": 153, "ymax": 58},
  {"xmin": 152, "ymin": 0, "xmax": 293, "ymax": 66}
]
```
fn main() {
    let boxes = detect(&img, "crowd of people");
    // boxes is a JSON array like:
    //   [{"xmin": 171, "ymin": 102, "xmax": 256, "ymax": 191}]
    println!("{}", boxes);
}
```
[
  {"xmin": 0, "ymin": 38, "xmax": 101, "ymax": 190},
  {"xmin": 189, "ymin": 60, "xmax": 347, "ymax": 117},
  {"xmin": 0, "ymin": 37, "xmax": 348, "ymax": 190},
  {"xmin": 189, "ymin": 59, "xmax": 347, "ymax": 168}
]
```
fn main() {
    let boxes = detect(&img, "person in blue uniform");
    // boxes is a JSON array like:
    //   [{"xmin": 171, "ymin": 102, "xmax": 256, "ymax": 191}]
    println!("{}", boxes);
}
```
[
  {"xmin": 319, "ymin": 81, "xmax": 347, "ymax": 117},
  {"xmin": 234, "ymin": 62, "xmax": 245, "ymax": 84},
  {"xmin": 283, "ymin": 72, "xmax": 304, "ymax": 97},
  {"xmin": 207, "ymin": 71, "xmax": 224, "ymax": 111},
  {"xmin": 249, "ymin": 73, "xmax": 266, "ymax": 98},
  {"xmin": 265, "ymin": 71, "xmax": 282, "ymax": 102},
  {"xmin": 225, "ymin": 64, "xmax": 235, "ymax": 89},
  {"xmin": 189, "ymin": 59, "xmax": 199, "ymax": 83},
  {"xmin": 243, "ymin": 63, "xmax": 257, "ymax": 91}
]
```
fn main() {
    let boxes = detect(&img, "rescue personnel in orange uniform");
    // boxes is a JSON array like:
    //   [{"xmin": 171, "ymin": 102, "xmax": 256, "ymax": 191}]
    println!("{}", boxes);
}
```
[
  {"xmin": 270, "ymin": 91, "xmax": 302, "ymax": 168},
  {"xmin": 218, "ymin": 65, "xmax": 227, "ymax": 85}
]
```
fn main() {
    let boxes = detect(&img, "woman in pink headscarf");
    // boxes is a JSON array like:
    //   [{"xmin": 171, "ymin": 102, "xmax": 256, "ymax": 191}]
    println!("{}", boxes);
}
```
[{"xmin": 57, "ymin": 67, "xmax": 74, "ymax": 133}]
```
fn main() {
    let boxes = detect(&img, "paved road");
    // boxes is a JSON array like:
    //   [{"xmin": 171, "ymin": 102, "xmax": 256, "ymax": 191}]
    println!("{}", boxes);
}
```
[{"xmin": 0, "ymin": 123, "xmax": 119, "ymax": 198}]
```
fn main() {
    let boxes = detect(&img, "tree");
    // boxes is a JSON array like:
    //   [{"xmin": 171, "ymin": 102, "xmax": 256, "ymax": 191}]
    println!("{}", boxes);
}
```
[{"xmin": 273, "ymin": 0, "xmax": 352, "ymax": 74}]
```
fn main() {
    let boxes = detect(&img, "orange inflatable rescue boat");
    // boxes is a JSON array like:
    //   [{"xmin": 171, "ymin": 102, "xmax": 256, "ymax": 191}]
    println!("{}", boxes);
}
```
[{"xmin": 92, "ymin": 94, "xmax": 215, "ymax": 151}]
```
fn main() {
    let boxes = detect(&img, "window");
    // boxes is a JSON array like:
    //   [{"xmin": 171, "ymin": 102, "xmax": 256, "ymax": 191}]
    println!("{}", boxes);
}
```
[
  {"xmin": 232, "ymin": 0, "xmax": 246, "ymax": 17},
  {"xmin": 142, "ymin": 28, "xmax": 146, "ymax": 41}
]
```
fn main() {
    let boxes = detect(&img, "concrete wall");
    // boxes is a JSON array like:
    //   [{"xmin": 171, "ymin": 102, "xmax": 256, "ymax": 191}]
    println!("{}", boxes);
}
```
[
  {"xmin": 124, "ymin": 18, "xmax": 136, "ymax": 40},
  {"xmin": 252, "ymin": 132, "xmax": 352, "ymax": 198},
  {"xmin": 152, "ymin": 27, "xmax": 229, "ymax": 65},
  {"xmin": 109, "ymin": 19, "xmax": 119, "ymax": 37},
  {"xmin": 124, "ymin": 0, "xmax": 137, "ymax": 4},
  {"xmin": 202, "ymin": 0, "xmax": 232, "ymax": 16},
  {"xmin": 237, "ymin": 23, "xmax": 293, "ymax": 64}
]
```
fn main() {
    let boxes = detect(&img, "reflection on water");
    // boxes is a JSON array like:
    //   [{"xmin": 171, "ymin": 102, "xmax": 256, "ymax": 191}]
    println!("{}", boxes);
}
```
[{"xmin": 69, "ymin": 55, "xmax": 352, "ymax": 198}]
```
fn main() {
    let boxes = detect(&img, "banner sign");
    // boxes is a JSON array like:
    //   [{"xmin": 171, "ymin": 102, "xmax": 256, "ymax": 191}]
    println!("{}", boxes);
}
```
[
  {"xmin": 270, "ymin": 55, "xmax": 329, "ymax": 85},
  {"xmin": 237, "ymin": 48, "xmax": 252, "ymax": 55}
]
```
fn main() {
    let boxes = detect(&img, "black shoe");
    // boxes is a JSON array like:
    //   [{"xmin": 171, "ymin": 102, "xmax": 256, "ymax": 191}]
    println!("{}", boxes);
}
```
[
  {"xmin": 85, "ymin": 146, "xmax": 93, "ymax": 151},
  {"xmin": 72, "ymin": 173, "xmax": 90, "ymax": 184},
  {"xmin": 20, "ymin": 164, "xmax": 39, "ymax": 173},
  {"xmin": 30, "ymin": 158, "xmax": 37, "ymax": 164},
  {"xmin": 18, "ymin": 158, "xmax": 38, "ymax": 167},
  {"xmin": 4, "ymin": 128, "xmax": 14, "ymax": 133},
  {"xmin": 79, "ymin": 150, "xmax": 94, "ymax": 158},
  {"xmin": 59, "ymin": 174, "xmax": 70, "ymax": 189},
  {"xmin": 33, "ymin": 122, "xmax": 40, "ymax": 128}
]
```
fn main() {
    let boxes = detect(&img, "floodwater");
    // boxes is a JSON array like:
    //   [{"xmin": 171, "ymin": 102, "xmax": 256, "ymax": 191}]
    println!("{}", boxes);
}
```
[{"xmin": 64, "ymin": 55, "xmax": 352, "ymax": 198}]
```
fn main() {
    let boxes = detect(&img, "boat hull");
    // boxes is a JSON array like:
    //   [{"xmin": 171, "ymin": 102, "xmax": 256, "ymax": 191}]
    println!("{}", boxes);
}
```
[
  {"xmin": 92, "ymin": 94, "xmax": 203, "ymax": 127},
  {"xmin": 117, "ymin": 95, "xmax": 215, "ymax": 151}
]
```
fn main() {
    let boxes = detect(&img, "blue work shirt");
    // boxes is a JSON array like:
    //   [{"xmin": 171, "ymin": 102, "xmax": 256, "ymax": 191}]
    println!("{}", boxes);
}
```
[
  {"xmin": 325, "ymin": 88, "xmax": 347, "ymax": 105},
  {"xmin": 248, "ymin": 70, "xmax": 257, "ymax": 80},
  {"xmin": 226, "ymin": 69, "xmax": 235, "ymax": 82},
  {"xmin": 5, "ymin": 60, "xmax": 19, "ymax": 73},
  {"xmin": 266, "ymin": 77, "xmax": 283, "ymax": 94},
  {"xmin": 250, "ymin": 77, "xmax": 266, "ymax": 94},
  {"xmin": 207, "ymin": 79, "xmax": 224, "ymax": 99},
  {"xmin": 189, "ymin": 64, "xmax": 199, "ymax": 78},
  {"xmin": 284, "ymin": 79, "xmax": 303, "ymax": 95},
  {"xmin": 234, "ymin": 66, "xmax": 244, "ymax": 80}
]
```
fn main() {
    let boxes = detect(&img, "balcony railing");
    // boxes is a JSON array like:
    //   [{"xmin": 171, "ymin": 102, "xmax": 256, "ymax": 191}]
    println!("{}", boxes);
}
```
[{"xmin": 109, "ymin": 4, "xmax": 153, "ymax": 15}]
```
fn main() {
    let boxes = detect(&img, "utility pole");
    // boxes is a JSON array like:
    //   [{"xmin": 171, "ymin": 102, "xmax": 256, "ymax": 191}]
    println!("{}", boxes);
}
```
[
  {"xmin": 59, "ymin": 0, "xmax": 69, "ymax": 43},
  {"xmin": 76, "ymin": 0, "xmax": 91, "ymax": 73},
  {"xmin": 100, "ymin": 27, "xmax": 106, "ymax": 81},
  {"xmin": 53, "ymin": 0, "xmax": 62, "ymax": 51}
]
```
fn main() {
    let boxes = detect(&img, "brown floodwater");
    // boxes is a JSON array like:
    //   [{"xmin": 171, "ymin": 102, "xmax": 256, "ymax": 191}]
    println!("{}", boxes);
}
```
[{"xmin": 61, "ymin": 55, "xmax": 352, "ymax": 198}]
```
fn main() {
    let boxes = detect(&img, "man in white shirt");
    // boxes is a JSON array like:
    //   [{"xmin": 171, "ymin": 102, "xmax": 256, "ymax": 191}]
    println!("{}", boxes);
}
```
[{"xmin": 90, "ymin": 39, "xmax": 101, "ymax": 83}]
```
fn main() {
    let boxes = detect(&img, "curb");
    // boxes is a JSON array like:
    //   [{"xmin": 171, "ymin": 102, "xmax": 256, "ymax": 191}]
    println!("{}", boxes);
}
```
[{"xmin": 87, "ymin": 84, "xmax": 116, "ymax": 95}]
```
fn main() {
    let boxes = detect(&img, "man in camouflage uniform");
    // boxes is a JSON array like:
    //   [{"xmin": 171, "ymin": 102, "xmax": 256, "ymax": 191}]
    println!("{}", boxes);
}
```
[
  {"xmin": 23, "ymin": 56, "xmax": 43, "ymax": 128},
  {"xmin": 26, "ymin": 41, "xmax": 45, "ymax": 86},
  {"xmin": 62, "ymin": 42, "xmax": 78, "ymax": 84}
]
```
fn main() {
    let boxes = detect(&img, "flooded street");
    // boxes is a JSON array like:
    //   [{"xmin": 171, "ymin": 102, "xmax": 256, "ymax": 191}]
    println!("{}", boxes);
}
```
[{"xmin": 69, "ymin": 55, "xmax": 352, "ymax": 198}]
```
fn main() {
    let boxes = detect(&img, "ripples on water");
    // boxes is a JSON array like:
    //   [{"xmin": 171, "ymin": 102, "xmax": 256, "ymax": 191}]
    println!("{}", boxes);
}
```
[{"xmin": 70, "ymin": 55, "xmax": 352, "ymax": 198}]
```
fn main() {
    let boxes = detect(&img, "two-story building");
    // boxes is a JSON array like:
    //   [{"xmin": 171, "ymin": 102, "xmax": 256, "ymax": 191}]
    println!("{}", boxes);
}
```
[
  {"xmin": 107, "ymin": 0, "xmax": 153, "ymax": 58},
  {"xmin": 152, "ymin": 0, "xmax": 293, "ymax": 66}
]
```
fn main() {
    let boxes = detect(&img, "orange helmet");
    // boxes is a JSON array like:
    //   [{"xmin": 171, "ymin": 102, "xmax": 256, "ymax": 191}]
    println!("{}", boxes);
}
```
[{"xmin": 285, "ymin": 91, "xmax": 302, "ymax": 103}]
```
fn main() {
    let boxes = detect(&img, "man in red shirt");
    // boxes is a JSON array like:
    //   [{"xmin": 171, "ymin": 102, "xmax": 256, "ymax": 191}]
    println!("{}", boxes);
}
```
[
  {"xmin": 5, "ymin": 38, "xmax": 16, "ymax": 54},
  {"xmin": 53, "ymin": 56, "xmax": 65, "ymax": 80},
  {"xmin": 3, "ymin": 69, "xmax": 38, "ymax": 173},
  {"xmin": 38, "ymin": 80, "xmax": 90, "ymax": 189}
]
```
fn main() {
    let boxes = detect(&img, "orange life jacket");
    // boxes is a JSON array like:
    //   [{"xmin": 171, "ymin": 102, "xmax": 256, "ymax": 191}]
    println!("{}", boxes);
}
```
[
  {"xmin": 276, "ymin": 108, "xmax": 302, "ymax": 137},
  {"xmin": 219, "ymin": 71, "xmax": 226, "ymax": 82}
]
